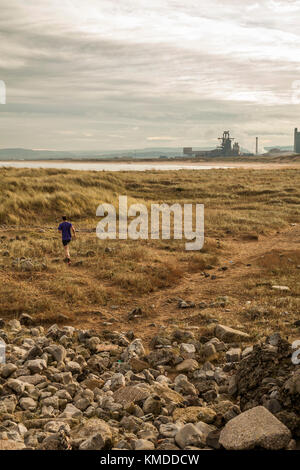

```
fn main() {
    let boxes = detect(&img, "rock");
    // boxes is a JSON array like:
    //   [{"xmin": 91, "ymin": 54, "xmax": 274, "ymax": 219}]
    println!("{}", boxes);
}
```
[
  {"xmin": 219, "ymin": 406, "xmax": 291, "ymax": 450},
  {"xmin": 26, "ymin": 358, "xmax": 47, "ymax": 373},
  {"xmin": 113, "ymin": 385, "xmax": 150, "ymax": 405},
  {"xmin": 44, "ymin": 421, "xmax": 71, "ymax": 434},
  {"xmin": 195, "ymin": 421, "xmax": 216, "ymax": 438},
  {"xmin": 173, "ymin": 329, "xmax": 196, "ymax": 343},
  {"xmin": 175, "ymin": 359, "xmax": 198, "ymax": 372},
  {"xmin": 157, "ymin": 440, "xmax": 180, "ymax": 450},
  {"xmin": 20, "ymin": 260, "xmax": 34, "ymax": 271},
  {"xmin": 128, "ymin": 307, "xmax": 143, "ymax": 320},
  {"xmin": 215, "ymin": 324, "xmax": 250, "ymax": 342},
  {"xmin": 173, "ymin": 406, "xmax": 216, "ymax": 424},
  {"xmin": 1, "ymin": 395, "xmax": 17, "ymax": 413},
  {"xmin": 129, "ymin": 357, "xmax": 149, "ymax": 372},
  {"xmin": 152, "ymin": 383, "xmax": 184, "ymax": 404},
  {"xmin": 174, "ymin": 374, "xmax": 197, "ymax": 396},
  {"xmin": 147, "ymin": 348, "xmax": 176, "ymax": 367},
  {"xmin": 8, "ymin": 319, "xmax": 22, "ymax": 331},
  {"xmin": 286, "ymin": 439, "xmax": 296, "ymax": 450},
  {"xmin": 159, "ymin": 423, "xmax": 183, "ymax": 438},
  {"xmin": 178, "ymin": 300, "xmax": 195, "ymax": 309},
  {"xmin": 19, "ymin": 397, "xmax": 37, "ymax": 411},
  {"xmin": 271, "ymin": 285, "xmax": 290, "ymax": 292},
  {"xmin": 0, "ymin": 440, "xmax": 26, "ymax": 450},
  {"xmin": 124, "ymin": 338, "xmax": 145, "ymax": 360},
  {"xmin": 79, "ymin": 433, "xmax": 109, "ymax": 450},
  {"xmin": 7, "ymin": 378, "xmax": 25, "ymax": 394},
  {"xmin": 66, "ymin": 361, "xmax": 82, "ymax": 375},
  {"xmin": 226, "ymin": 348, "xmax": 241, "ymax": 363},
  {"xmin": 206, "ymin": 429, "xmax": 221, "ymax": 449},
  {"xmin": 208, "ymin": 338, "xmax": 226, "ymax": 352},
  {"xmin": 45, "ymin": 344, "xmax": 66, "ymax": 363},
  {"xmin": 72, "ymin": 419, "xmax": 112, "ymax": 450},
  {"xmin": 267, "ymin": 332, "xmax": 282, "ymax": 347},
  {"xmin": 18, "ymin": 374, "xmax": 45, "ymax": 385},
  {"xmin": 283, "ymin": 369, "xmax": 300, "ymax": 395},
  {"xmin": 110, "ymin": 373, "xmax": 126, "ymax": 391},
  {"xmin": 143, "ymin": 395, "xmax": 162, "ymax": 416},
  {"xmin": 60, "ymin": 403, "xmax": 83, "ymax": 418},
  {"xmin": 19, "ymin": 313, "xmax": 34, "ymax": 326},
  {"xmin": 137, "ymin": 422, "xmax": 158, "ymax": 442},
  {"xmin": 175, "ymin": 423, "xmax": 204, "ymax": 449},
  {"xmin": 0, "ymin": 318, "xmax": 298, "ymax": 451},
  {"xmin": 265, "ymin": 399, "xmax": 282, "ymax": 414},
  {"xmin": 202, "ymin": 342, "xmax": 217, "ymax": 359},
  {"xmin": 180, "ymin": 343, "xmax": 196, "ymax": 359},
  {"xmin": 242, "ymin": 346, "xmax": 253, "ymax": 358},
  {"xmin": 1, "ymin": 363, "xmax": 17, "ymax": 378},
  {"xmin": 134, "ymin": 439, "xmax": 155, "ymax": 450}
]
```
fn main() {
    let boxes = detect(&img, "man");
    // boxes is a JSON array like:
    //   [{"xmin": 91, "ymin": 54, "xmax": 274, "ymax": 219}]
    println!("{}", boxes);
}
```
[{"xmin": 58, "ymin": 216, "xmax": 76, "ymax": 264}]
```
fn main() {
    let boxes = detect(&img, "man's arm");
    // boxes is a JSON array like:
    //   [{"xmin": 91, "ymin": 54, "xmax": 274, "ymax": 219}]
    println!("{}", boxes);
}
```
[{"xmin": 71, "ymin": 226, "xmax": 76, "ymax": 239}]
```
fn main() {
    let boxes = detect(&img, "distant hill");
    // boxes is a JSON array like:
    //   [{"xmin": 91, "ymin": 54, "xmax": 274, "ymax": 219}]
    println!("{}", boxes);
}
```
[
  {"xmin": 264, "ymin": 146, "xmax": 293, "ymax": 152},
  {"xmin": 0, "ymin": 146, "xmax": 256, "ymax": 160},
  {"xmin": 0, "ymin": 147, "xmax": 206, "ymax": 160}
]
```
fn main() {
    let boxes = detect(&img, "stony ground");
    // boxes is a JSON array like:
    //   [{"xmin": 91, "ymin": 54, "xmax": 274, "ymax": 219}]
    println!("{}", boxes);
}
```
[{"xmin": 0, "ymin": 316, "xmax": 299, "ymax": 450}]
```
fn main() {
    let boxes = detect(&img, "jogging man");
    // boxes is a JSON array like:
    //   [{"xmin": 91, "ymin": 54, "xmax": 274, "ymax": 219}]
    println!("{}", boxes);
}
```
[{"xmin": 58, "ymin": 216, "xmax": 76, "ymax": 264}]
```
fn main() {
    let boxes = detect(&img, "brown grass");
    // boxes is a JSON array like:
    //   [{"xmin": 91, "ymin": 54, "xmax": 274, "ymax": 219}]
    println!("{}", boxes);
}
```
[{"xmin": 0, "ymin": 167, "xmax": 299, "ymax": 343}]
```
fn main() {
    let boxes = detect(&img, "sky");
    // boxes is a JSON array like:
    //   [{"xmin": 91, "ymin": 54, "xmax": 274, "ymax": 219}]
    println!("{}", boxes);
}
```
[{"xmin": 1, "ymin": 0, "xmax": 300, "ymax": 152}]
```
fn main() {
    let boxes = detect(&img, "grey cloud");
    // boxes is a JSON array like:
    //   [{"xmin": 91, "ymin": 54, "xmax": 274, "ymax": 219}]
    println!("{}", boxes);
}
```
[{"xmin": 0, "ymin": 0, "xmax": 299, "ymax": 150}]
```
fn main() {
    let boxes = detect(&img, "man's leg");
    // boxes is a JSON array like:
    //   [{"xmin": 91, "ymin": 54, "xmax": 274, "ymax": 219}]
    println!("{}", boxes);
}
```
[
  {"xmin": 64, "ymin": 244, "xmax": 70, "ymax": 259},
  {"xmin": 63, "ymin": 242, "xmax": 71, "ymax": 261}
]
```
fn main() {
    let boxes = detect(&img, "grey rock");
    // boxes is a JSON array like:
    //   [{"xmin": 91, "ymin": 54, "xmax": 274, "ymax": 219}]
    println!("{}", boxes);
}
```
[
  {"xmin": 219, "ymin": 406, "xmax": 291, "ymax": 450},
  {"xmin": 175, "ymin": 423, "xmax": 204, "ymax": 449},
  {"xmin": 1, "ymin": 363, "xmax": 17, "ymax": 378},
  {"xmin": 226, "ymin": 348, "xmax": 241, "ymax": 363},
  {"xmin": 133, "ymin": 439, "xmax": 155, "ymax": 450},
  {"xmin": 215, "ymin": 324, "xmax": 250, "ymax": 342}
]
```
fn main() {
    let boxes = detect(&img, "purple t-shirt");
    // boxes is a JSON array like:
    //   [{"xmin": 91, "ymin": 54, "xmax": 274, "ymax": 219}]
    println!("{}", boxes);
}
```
[{"xmin": 58, "ymin": 221, "xmax": 72, "ymax": 241}]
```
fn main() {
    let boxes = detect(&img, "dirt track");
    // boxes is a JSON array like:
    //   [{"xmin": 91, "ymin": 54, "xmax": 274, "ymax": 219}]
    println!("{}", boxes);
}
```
[{"xmin": 66, "ymin": 224, "xmax": 300, "ymax": 346}]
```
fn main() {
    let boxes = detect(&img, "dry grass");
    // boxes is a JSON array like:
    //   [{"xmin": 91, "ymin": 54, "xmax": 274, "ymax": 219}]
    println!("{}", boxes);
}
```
[{"xmin": 0, "ymin": 167, "xmax": 299, "ymax": 340}]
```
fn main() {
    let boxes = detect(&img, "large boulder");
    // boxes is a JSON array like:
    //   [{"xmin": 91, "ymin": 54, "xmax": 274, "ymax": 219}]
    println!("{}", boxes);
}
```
[{"xmin": 219, "ymin": 406, "xmax": 291, "ymax": 450}]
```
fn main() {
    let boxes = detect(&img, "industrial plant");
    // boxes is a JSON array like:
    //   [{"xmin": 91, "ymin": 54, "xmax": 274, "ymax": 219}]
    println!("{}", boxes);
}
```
[
  {"xmin": 294, "ymin": 128, "xmax": 300, "ymax": 153},
  {"xmin": 183, "ymin": 128, "xmax": 300, "ymax": 159},
  {"xmin": 183, "ymin": 130, "xmax": 242, "ymax": 158}
]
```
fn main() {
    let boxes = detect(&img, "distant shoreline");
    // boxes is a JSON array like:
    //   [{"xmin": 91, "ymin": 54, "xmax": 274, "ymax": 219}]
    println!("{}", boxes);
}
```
[{"xmin": 0, "ymin": 159, "xmax": 299, "ymax": 171}]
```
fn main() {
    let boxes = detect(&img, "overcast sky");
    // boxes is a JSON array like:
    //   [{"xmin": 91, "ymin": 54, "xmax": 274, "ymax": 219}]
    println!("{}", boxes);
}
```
[{"xmin": 1, "ymin": 0, "xmax": 300, "ymax": 152}]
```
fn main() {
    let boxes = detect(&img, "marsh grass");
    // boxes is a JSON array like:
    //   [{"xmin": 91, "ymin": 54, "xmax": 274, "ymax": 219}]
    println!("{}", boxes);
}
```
[{"xmin": 0, "ymin": 167, "xmax": 299, "ymax": 329}]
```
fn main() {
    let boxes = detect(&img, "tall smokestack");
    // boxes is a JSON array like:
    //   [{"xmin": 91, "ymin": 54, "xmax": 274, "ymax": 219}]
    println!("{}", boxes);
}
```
[{"xmin": 256, "ymin": 137, "xmax": 258, "ymax": 155}]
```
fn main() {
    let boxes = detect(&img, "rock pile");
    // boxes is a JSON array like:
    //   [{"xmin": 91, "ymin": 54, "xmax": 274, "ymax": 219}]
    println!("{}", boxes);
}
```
[{"xmin": 0, "ymin": 319, "xmax": 298, "ymax": 450}]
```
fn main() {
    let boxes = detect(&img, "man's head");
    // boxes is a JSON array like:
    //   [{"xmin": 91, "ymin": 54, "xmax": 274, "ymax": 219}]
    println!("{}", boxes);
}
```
[{"xmin": 62, "ymin": 216, "xmax": 67, "ymax": 221}]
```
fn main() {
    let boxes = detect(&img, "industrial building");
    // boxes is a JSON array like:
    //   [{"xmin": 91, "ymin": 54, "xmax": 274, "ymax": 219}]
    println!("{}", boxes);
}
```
[
  {"xmin": 183, "ymin": 131, "xmax": 240, "ymax": 158},
  {"xmin": 294, "ymin": 128, "xmax": 300, "ymax": 153}
]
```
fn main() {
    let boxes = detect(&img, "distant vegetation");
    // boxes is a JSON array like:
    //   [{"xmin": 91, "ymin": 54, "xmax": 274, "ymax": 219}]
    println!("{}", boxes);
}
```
[{"xmin": 0, "ymin": 167, "xmax": 299, "ymax": 233}]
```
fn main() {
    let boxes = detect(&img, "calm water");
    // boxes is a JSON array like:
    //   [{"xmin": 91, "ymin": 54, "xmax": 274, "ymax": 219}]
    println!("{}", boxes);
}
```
[{"xmin": 0, "ymin": 161, "xmax": 231, "ymax": 171}]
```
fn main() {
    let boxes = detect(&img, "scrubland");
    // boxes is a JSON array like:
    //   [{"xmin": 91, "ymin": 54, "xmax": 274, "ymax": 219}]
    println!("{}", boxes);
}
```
[{"xmin": 0, "ymin": 167, "xmax": 299, "ymax": 344}]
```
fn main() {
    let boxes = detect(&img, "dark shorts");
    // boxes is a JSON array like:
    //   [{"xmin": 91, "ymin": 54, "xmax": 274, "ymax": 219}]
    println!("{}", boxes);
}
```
[{"xmin": 62, "ymin": 239, "xmax": 71, "ymax": 246}]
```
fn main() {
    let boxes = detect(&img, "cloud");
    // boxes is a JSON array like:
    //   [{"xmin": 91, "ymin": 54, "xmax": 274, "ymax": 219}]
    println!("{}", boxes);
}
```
[
  {"xmin": 0, "ymin": 0, "xmax": 299, "ymax": 150},
  {"xmin": 147, "ymin": 136, "xmax": 177, "ymax": 141}
]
